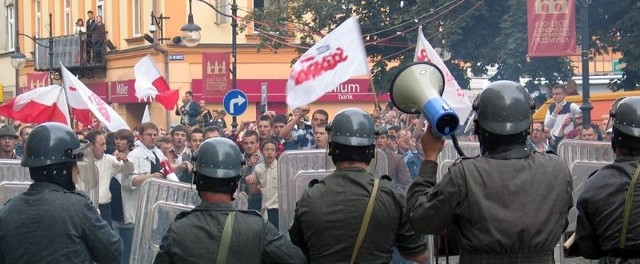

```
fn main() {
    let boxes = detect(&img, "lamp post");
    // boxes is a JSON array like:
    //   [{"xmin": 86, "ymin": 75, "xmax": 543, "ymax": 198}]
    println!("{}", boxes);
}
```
[
  {"xmin": 181, "ymin": 0, "xmax": 239, "ymax": 131},
  {"xmin": 11, "ymin": 13, "xmax": 55, "ymax": 86},
  {"xmin": 150, "ymin": 11, "xmax": 172, "ymax": 130},
  {"xmin": 579, "ymin": 0, "xmax": 592, "ymax": 127}
]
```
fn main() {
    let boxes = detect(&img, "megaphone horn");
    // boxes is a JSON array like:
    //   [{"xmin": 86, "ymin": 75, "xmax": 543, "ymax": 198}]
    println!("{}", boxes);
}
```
[{"xmin": 389, "ymin": 62, "xmax": 460, "ymax": 137}]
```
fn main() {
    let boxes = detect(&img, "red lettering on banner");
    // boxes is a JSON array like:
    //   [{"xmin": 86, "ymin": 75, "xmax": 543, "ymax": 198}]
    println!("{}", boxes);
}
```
[
  {"xmin": 88, "ymin": 93, "xmax": 112, "ymax": 122},
  {"xmin": 416, "ymin": 49, "xmax": 431, "ymax": 62},
  {"xmin": 292, "ymin": 47, "xmax": 349, "ymax": 86}
]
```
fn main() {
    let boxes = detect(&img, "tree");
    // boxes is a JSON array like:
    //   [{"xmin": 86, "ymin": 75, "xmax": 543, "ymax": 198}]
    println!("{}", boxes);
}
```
[
  {"xmin": 587, "ymin": 0, "xmax": 640, "ymax": 91},
  {"xmin": 246, "ymin": 0, "xmax": 634, "ymax": 93}
]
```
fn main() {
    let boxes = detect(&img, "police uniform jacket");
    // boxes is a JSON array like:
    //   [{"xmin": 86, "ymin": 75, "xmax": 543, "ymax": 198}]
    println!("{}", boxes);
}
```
[
  {"xmin": 289, "ymin": 168, "xmax": 428, "ymax": 263},
  {"xmin": 407, "ymin": 149, "xmax": 573, "ymax": 263},
  {"xmin": 0, "ymin": 182, "xmax": 122, "ymax": 264},
  {"xmin": 576, "ymin": 156, "xmax": 640, "ymax": 263},
  {"xmin": 153, "ymin": 201, "xmax": 306, "ymax": 264}
]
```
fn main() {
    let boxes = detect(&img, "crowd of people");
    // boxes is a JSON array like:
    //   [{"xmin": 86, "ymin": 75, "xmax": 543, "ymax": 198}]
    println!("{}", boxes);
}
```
[
  {"xmin": 74, "ymin": 10, "xmax": 107, "ymax": 64},
  {"xmin": 0, "ymin": 81, "xmax": 638, "ymax": 263}
]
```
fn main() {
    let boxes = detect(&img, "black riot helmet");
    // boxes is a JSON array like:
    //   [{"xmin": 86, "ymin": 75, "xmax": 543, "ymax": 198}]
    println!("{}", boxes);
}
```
[
  {"xmin": 22, "ymin": 122, "xmax": 88, "ymax": 190},
  {"xmin": 22, "ymin": 122, "xmax": 85, "ymax": 167},
  {"xmin": 609, "ymin": 96, "xmax": 640, "ymax": 151},
  {"xmin": 328, "ymin": 108, "xmax": 377, "ymax": 165},
  {"xmin": 193, "ymin": 137, "xmax": 243, "ymax": 194},
  {"xmin": 473, "ymin": 80, "xmax": 534, "ymax": 135}
]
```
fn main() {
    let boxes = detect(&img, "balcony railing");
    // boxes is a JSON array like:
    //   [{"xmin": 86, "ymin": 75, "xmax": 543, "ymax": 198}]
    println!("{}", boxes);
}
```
[{"xmin": 33, "ymin": 32, "xmax": 108, "ymax": 79}]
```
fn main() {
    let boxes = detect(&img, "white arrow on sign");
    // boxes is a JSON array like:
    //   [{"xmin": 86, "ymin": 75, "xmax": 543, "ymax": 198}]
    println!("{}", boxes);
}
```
[{"xmin": 229, "ymin": 95, "xmax": 247, "ymax": 114}]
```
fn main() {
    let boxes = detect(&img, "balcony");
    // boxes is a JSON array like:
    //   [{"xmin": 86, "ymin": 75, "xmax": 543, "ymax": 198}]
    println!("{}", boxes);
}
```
[{"xmin": 33, "ymin": 33, "xmax": 109, "ymax": 80}]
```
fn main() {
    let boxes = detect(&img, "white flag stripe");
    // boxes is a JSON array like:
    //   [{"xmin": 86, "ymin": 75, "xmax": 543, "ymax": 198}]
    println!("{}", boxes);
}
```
[
  {"xmin": 60, "ymin": 63, "xmax": 130, "ymax": 131},
  {"xmin": 286, "ymin": 17, "xmax": 370, "ymax": 108},
  {"xmin": 414, "ymin": 26, "xmax": 472, "ymax": 125},
  {"xmin": 134, "ymin": 55, "xmax": 161, "ymax": 102}
]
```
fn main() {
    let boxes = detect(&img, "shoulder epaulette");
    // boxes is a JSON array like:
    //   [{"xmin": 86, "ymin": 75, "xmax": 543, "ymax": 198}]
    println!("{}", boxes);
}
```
[
  {"xmin": 174, "ymin": 211, "xmax": 192, "ymax": 221},
  {"xmin": 380, "ymin": 175, "xmax": 392, "ymax": 182}
]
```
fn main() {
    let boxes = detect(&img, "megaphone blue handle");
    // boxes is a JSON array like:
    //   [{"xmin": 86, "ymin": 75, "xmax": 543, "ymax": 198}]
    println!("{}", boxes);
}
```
[{"xmin": 423, "ymin": 98, "xmax": 460, "ymax": 137}]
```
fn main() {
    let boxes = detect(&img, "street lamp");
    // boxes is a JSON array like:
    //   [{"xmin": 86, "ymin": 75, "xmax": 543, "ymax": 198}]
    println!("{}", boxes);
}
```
[
  {"xmin": 11, "ymin": 13, "xmax": 55, "ymax": 85},
  {"xmin": 181, "ymin": 0, "xmax": 239, "ymax": 131},
  {"xmin": 180, "ymin": 0, "xmax": 202, "ymax": 48}
]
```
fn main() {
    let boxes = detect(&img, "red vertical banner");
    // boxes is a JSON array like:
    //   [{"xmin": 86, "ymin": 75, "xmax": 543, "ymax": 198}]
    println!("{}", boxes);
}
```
[
  {"xmin": 201, "ymin": 53, "xmax": 230, "ymax": 100},
  {"xmin": 527, "ymin": 0, "xmax": 576, "ymax": 57},
  {"xmin": 27, "ymin": 72, "xmax": 50, "ymax": 90}
]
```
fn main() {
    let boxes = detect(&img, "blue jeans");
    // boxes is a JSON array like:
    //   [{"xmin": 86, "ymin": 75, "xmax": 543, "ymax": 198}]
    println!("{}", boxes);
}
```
[
  {"xmin": 99, "ymin": 203, "xmax": 113, "ymax": 228},
  {"xmin": 113, "ymin": 222, "xmax": 134, "ymax": 264},
  {"xmin": 267, "ymin": 208, "xmax": 279, "ymax": 230}
]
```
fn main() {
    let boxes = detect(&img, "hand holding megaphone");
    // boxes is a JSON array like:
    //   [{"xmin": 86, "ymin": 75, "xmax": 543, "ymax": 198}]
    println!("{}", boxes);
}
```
[
  {"xmin": 389, "ymin": 62, "xmax": 460, "ymax": 138},
  {"xmin": 421, "ymin": 124, "xmax": 445, "ymax": 162}
]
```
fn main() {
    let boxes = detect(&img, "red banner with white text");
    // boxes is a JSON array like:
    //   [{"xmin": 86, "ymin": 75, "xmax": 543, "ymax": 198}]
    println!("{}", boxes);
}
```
[
  {"xmin": 527, "ymin": 0, "xmax": 576, "ymax": 57},
  {"xmin": 202, "ymin": 53, "xmax": 231, "ymax": 100}
]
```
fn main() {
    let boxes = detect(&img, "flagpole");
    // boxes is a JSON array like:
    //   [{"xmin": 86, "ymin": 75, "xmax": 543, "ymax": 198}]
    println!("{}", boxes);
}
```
[{"xmin": 369, "ymin": 79, "xmax": 380, "ymax": 110}]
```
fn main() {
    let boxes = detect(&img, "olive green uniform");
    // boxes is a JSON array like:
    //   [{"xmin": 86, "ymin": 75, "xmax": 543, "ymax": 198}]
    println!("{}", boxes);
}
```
[
  {"xmin": 154, "ymin": 202, "xmax": 305, "ymax": 264},
  {"xmin": 289, "ymin": 168, "xmax": 428, "ymax": 263}
]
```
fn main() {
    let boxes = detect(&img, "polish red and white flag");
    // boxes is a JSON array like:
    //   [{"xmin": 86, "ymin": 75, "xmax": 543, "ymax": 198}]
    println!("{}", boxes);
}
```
[
  {"xmin": 286, "ymin": 16, "xmax": 370, "ymax": 108},
  {"xmin": 61, "ymin": 63, "xmax": 130, "ymax": 132},
  {"xmin": 414, "ymin": 26, "xmax": 472, "ymax": 125},
  {"xmin": 0, "ymin": 85, "xmax": 70, "ymax": 125},
  {"xmin": 134, "ymin": 55, "xmax": 179, "ymax": 110}
]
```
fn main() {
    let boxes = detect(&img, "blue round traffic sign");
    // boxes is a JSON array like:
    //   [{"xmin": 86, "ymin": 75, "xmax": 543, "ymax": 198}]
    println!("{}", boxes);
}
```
[{"xmin": 223, "ymin": 90, "xmax": 249, "ymax": 117}]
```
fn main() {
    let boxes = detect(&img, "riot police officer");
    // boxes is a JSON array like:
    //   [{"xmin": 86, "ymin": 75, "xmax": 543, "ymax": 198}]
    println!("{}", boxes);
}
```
[
  {"xmin": 289, "ymin": 108, "xmax": 429, "ymax": 263},
  {"xmin": 153, "ymin": 137, "xmax": 305, "ymax": 264},
  {"xmin": 0, "ymin": 122, "xmax": 122, "ymax": 263},
  {"xmin": 576, "ymin": 96, "xmax": 640, "ymax": 262},
  {"xmin": 407, "ymin": 81, "xmax": 573, "ymax": 262}
]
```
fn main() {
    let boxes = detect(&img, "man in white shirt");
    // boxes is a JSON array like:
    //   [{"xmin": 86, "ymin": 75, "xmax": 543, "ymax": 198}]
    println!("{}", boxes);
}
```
[
  {"xmin": 86, "ymin": 130, "xmax": 133, "ymax": 227},
  {"xmin": 544, "ymin": 84, "xmax": 582, "ymax": 139},
  {"xmin": 124, "ymin": 123, "xmax": 178, "ymax": 234}
]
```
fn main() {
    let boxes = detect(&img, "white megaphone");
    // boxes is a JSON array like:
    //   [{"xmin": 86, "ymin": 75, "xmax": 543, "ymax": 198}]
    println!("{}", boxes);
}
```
[{"xmin": 390, "ymin": 62, "xmax": 460, "ymax": 137}]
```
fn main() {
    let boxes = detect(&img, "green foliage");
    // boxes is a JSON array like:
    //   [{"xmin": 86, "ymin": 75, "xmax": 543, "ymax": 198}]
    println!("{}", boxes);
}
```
[{"xmin": 245, "ymin": 0, "xmax": 639, "ymax": 93}]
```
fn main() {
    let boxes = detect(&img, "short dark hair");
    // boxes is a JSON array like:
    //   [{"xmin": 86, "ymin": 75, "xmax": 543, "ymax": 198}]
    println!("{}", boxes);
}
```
[
  {"xmin": 204, "ymin": 125, "xmax": 223, "ymax": 136},
  {"xmin": 115, "ymin": 129, "xmax": 135, "ymax": 151},
  {"xmin": 85, "ymin": 130, "xmax": 105, "ymax": 144},
  {"xmin": 186, "ymin": 91, "xmax": 193, "ymax": 96},
  {"xmin": 242, "ymin": 130, "xmax": 259, "ymax": 140},
  {"xmin": 552, "ymin": 84, "xmax": 567, "ymax": 93},
  {"xmin": 271, "ymin": 114, "xmax": 288, "ymax": 126},
  {"xmin": 313, "ymin": 109, "xmax": 329, "ymax": 121},
  {"xmin": 388, "ymin": 125, "xmax": 401, "ymax": 133},
  {"xmin": 138, "ymin": 122, "xmax": 158, "ymax": 135},
  {"xmin": 171, "ymin": 124, "xmax": 189, "ymax": 137},
  {"xmin": 189, "ymin": 128, "xmax": 204, "ymax": 141},
  {"xmin": 258, "ymin": 115, "xmax": 272, "ymax": 123},
  {"xmin": 157, "ymin": 136, "xmax": 173, "ymax": 145},
  {"xmin": 261, "ymin": 138, "xmax": 279, "ymax": 150},
  {"xmin": 87, "ymin": 11, "xmax": 94, "ymax": 14}
]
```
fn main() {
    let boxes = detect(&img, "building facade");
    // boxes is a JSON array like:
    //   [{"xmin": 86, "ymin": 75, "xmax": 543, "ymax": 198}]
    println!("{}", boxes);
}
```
[{"xmin": 3, "ymin": 0, "xmax": 625, "ymax": 130}]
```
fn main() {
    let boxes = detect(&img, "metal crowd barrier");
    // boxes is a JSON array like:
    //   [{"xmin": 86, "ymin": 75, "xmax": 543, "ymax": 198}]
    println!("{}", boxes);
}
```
[
  {"xmin": 129, "ymin": 178, "xmax": 247, "ymax": 264},
  {"xmin": 0, "ymin": 159, "xmax": 99, "ymax": 208}
]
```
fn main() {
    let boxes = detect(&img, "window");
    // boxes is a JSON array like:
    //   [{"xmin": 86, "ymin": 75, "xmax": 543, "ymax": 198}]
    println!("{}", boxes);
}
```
[
  {"xmin": 35, "ymin": 0, "xmax": 41, "ymax": 37},
  {"xmin": 132, "ymin": 0, "xmax": 141, "ymax": 36},
  {"xmin": 215, "ymin": 0, "xmax": 230, "ymax": 25},
  {"xmin": 6, "ymin": 4, "xmax": 15, "ymax": 50},
  {"xmin": 64, "ymin": 0, "xmax": 71, "ymax": 35}
]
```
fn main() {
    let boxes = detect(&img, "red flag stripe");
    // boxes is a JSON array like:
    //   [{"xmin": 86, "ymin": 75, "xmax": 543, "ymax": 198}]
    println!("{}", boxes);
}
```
[
  {"xmin": 151, "ymin": 77, "xmax": 171, "ymax": 93},
  {"xmin": 155, "ymin": 89, "xmax": 180, "ymax": 111},
  {"xmin": 0, "ymin": 99, "xmax": 69, "ymax": 125}
]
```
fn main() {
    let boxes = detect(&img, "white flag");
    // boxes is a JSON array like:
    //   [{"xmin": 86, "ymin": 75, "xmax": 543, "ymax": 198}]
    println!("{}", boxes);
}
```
[
  {"xmin": 286, "ymin": 17, "xmax": 370, "ymax": 108},
  {"xmin": 414, "ymin": 26, "xmax": 472, "ymax": 125},
  {"xmin": 142, "ymin": 104, "xmax": 151, "ymax": 123},
  {"xmin": 60, "ymin": 63, "xmax": 130, "ymax": 132}
]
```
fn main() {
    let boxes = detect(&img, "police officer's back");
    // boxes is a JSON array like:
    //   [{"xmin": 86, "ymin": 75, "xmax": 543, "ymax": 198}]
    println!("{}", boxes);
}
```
[
  {"xmin": 0, "ymin": 122, "xmax": 122, "ymax": 264},
  {"xmin": 153, "ymin": 137, "xmax": 305, "ymax": 264},
  {"xmin": 289, "ymin": 108, "xmax": 429, "ymax": 263},
  {"xmin": 575, "ymin": 96, "xmax": 640, "ymax": 262},
  {"xmin": 407, "ymin": 81, "xmax": 573, "ymax": 263}
]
